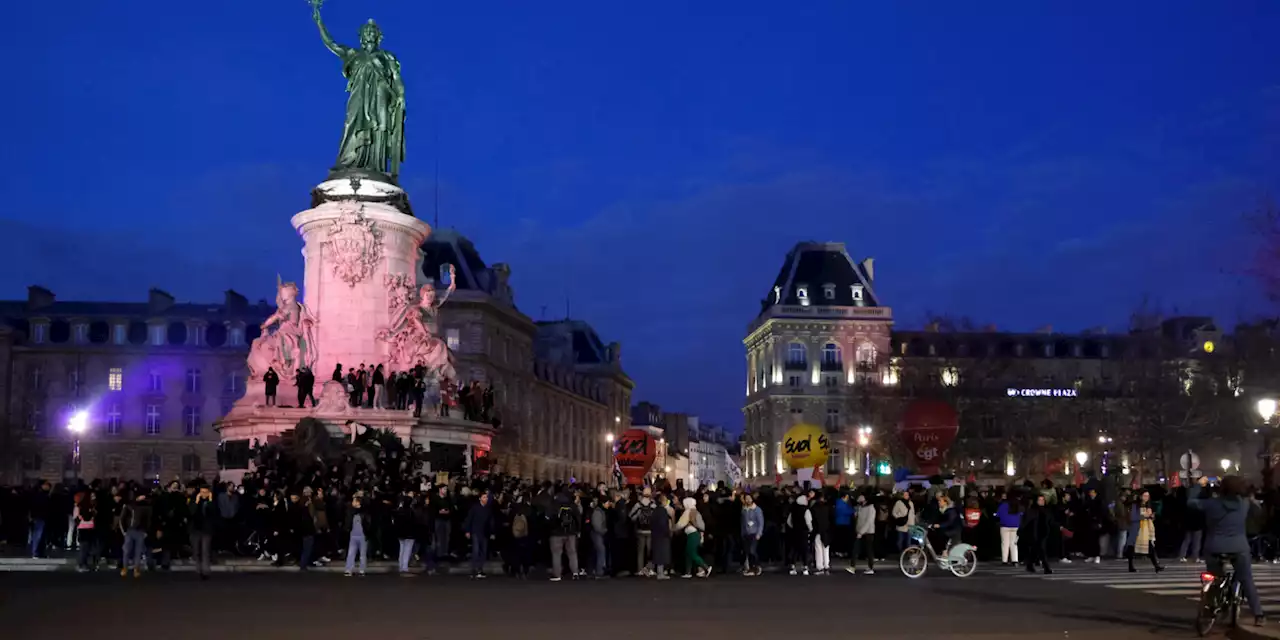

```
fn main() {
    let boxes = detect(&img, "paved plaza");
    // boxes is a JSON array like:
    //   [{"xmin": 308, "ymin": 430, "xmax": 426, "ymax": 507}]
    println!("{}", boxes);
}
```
[{"xmin": 0, "ymin": 564, "xmax": 1219, "ymax": 640}]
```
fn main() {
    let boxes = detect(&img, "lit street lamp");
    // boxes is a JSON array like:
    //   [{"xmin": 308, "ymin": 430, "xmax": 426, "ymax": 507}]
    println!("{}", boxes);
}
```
[
  {"xmin": 67, "ymin": 410, "xmax": 88, "ymax": 480},
  {"xmin": 1259, "ymin": 398, "xmax": 1278, "ymax": 490},
  {"xmin": 1221, "ymin": 458, "xmax": 1232, "ymax": 472},
  {"xmin": 605, "ymin": 433, "xmax": 614, "ymax": 443},
  {"xmin": 1075, "ymin": 451, "xmax": 1088, "ymax": 466}
]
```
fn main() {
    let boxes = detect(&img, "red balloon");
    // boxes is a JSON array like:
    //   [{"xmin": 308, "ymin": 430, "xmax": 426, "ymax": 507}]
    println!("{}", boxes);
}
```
[
  {"xmin": 614, "ymin": 429, "xmax": 657, "ymax": 485},
  {"xmin": 898, "ymin": 399, "xmax": 959, "ymax": 475}
]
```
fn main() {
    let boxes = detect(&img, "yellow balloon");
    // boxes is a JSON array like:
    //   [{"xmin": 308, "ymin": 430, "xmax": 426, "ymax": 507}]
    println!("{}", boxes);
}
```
[{"xmin": 782, "ymin": 423, "xmax": 830, "ymax": 470}]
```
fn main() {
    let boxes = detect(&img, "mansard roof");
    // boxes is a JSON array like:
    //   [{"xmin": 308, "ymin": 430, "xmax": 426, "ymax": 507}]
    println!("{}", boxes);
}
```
[{"xmin": 759, "ymin": 241, "xmax": 879, "ymax": 317}]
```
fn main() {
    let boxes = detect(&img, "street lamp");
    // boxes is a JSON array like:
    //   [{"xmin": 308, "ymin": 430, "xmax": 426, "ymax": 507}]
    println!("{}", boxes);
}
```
[
  {"xmin": 1075, "ymin": 451, "xmax": 1088, "ymax": 466},
  {"xmin": 1221, "ymin": 458, "xmax": 1232, "ymax": 472},
  {"xmin": 1259, "ymin": 398, "xmax": 1279, "ymax": 490},
  {"xmin": 67, "ymin": 410, "xmax": 88, "ymax": 479},
  {"xmin": 605, "ymin": 433, "xmax": 614, "ymax": 443}
]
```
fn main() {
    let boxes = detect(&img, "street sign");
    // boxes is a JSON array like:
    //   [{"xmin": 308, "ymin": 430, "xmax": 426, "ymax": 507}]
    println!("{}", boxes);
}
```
[
  {"xmin": 1178, "ymin": 469, "xmax": 1205, "ymax": 480},
  {"xmin": 1179, "ymin": 452, "xmax": 1200, "ymax": 471}
]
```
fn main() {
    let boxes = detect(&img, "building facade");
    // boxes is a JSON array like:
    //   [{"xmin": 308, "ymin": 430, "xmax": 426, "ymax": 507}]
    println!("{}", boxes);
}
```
[
  {"xmin": 421, "ymin": 230, "xmax": 634, "ymax": 484},
  {"xmin": 742, "ymin": 242, "xmax": 891, "ymax": 485},
  {"xmin": 743, "ymin": 241, "xmax": 1270, "ymax": 486},
  {"xmin": 0, "ymin": 287, "xmax": 268, "ymax": 484}
]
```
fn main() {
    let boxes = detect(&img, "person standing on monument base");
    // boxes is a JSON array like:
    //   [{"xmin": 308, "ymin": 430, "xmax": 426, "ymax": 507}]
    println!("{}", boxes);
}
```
[
  {"xmin": 371, "ymin": 364, "xmax": 385, "ymax": 409},
  {"xmin": 296, "ymin": 367, "xmax": 317, "ymax": 408},
  {"xmin": 263, "ymin": 368, "xmax": 279, "ymax": 406},
  {"xmin": 332, "ymin": 363, "xmax": 343, "ymax": 383}
]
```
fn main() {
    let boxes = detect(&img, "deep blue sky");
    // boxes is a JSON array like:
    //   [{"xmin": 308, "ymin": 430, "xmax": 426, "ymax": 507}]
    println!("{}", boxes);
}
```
[{"xmin": 6, "ymin": 1, "xmax": 1280, "ymax": 428}]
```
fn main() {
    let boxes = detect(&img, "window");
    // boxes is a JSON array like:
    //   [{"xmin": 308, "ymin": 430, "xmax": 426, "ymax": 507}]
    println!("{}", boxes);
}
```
[
  {"xmin": 29, "ymin": 366, "xmax": 43, "ymax": 391},
  {"xmin": 74, "ymin": 323, "xmax": 88, "ymax": 344},
  {"xmin": 855, "ymin": 343, "xmax": 876, "ymax": 366},
  {"xmin": 446, "ymin": 328, "xmax": 461, "ymax": 351},
  {"xmin": 22, "ymin": 453, "xmax": 42, "ymax": 472},
  {"xmin": 142, "ymin": 453, "xmax": 162, "ymax": 480},
  {"xmin": 827, "ymin": 448, "xmax": 842, "ymax": 475},
  {"xmin": 145, "ymin": 405, "xmax": 161, "ymax": 435},
  {"xmin": 182, "ymin": 454, "xmax": 202, "ymax": 475},
  {"xmin": 821, "ymin": 343, "xmax": 842, "ymax": 369},
  {"xmin": 851, "ymin": 285, "xmax": 864, "ymax": 302},
  {"xmin": 797, "ymin": 286, "xmax": 810, "ymax": 306},
  {"xmin": 26, "ymin": 407, "xmax": 45, "ymax": 434},
  {"xmin": 183, "ymin": 406, "xmax": 201, "ymax": 436},
  {"xmin": 824, "ymin": 408, "xmax": 840, "ymax": 430},
  {"xmin": 185, "ymin": 369, "xmax": 201, "ymax": 393},
  {"xmin": 229, "ymin": 326, "xmax": 244, "ymax": 347},
  {"xmin": 32, "ymin": 323, "xmax": 47, "ymax": 344},
  {"xmin": 150, "ymin": 324, "xmax": 165, "ymax": 346},
  {"xmin": 105, "ymin": 404, "xmax": 122, "ymax": 435},
  {"xmin": 225, "ymin": 372, "xmax": 243, "ymax": 396},
  {"xmin": 824, "ymin": 375, "xmax": 839, "ymax": 388},
  {"xmin": 822, "ymin": 284, "xmax": 836, "ymax": 300},
  {"xmin": 149, "ymin": 371, "xmax": 162, "ymax": 393},
  {"xmin": 108, "ymin": 367, "xmax": 123, "ymax": 391},
  {"xmin": 788, "ymin": 375, "xmax": 803, "ymax": 388},
  {"xmin": 113, "ymin": 324, "xmax": 127, "ymax": 345},
  {"xmin": 786, "ymin": 343, "xmax": 807, "ymax": 369}
]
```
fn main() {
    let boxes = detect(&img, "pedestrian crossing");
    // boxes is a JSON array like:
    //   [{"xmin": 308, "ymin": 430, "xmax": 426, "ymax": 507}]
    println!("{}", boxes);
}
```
[{"xmin": 985, "ymin": 560, "xmax": 1280, "ymax": 606}]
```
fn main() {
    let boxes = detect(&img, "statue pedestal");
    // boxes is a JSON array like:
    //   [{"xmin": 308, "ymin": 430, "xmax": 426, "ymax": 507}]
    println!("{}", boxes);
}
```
[
  {"xmin": 293, "ymin": 179, "xmax": 431, "ymax": 378},
  {"xmin": 216, "ymin": 179, "xmax": 493, "ymax": 471}
]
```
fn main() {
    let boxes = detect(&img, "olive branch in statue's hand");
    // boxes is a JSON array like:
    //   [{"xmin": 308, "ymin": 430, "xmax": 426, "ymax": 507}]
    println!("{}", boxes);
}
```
[{"xmin": 308, "ymin": 0, "xmax": 324, "ymax": 9}]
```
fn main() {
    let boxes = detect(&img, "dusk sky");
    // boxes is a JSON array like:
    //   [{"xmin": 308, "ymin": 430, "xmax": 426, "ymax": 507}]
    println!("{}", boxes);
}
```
[{"xmin": 7, "ymin": 1, "xmax": 1280, "ymax": 429}]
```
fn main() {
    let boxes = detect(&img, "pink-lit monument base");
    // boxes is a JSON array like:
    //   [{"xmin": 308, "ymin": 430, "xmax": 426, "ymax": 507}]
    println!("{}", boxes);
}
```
[{"xmin": 216, "ymin": 178, "xmax": 494, "ymax": 477}]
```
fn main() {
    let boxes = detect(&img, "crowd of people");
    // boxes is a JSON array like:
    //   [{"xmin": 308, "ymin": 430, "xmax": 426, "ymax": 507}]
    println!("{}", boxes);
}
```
[
  {"xmin": 0, "ymin": 449, "xmax": 1274, "ymax": 615},
  {"xmin": 260, "ymin": 363, "xmax": 496, "ymax": 422}
]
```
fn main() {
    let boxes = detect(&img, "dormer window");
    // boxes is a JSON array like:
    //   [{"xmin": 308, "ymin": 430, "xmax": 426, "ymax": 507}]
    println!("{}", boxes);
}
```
[
  {"xmin": 851, "ymin": 285, "xmax": 864, "ymax": 302},
  {"xmin": 822, "ymin": 284, "xmax": 836, "ymax": 300},
  {"xmin": 796, "ymin": 286, "xmax": 809, "ymax": 306}
]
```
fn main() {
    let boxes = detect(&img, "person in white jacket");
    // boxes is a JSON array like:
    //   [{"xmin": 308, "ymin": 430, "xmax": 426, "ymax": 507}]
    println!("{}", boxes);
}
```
[
  {"xmin": 891, "ymin": 491, "xmax": 916, "ymax": 552},
  {"xmin": 675, "ymin": 497, "xmax": 710, "ymax": 579},
  {"xmin": 847, "ymin": 494, "xmax": 878, "ymax": 575}
]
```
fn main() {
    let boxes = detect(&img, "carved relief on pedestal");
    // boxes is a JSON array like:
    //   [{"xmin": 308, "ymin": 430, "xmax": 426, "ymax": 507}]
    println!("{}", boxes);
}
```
[
  {"xmin": 376, "ymin": 266, "xmax": 457, "ymax": 379},
  {"xmin": 322, "ymin": 202, "xmax": 383, "ymax": 287}
]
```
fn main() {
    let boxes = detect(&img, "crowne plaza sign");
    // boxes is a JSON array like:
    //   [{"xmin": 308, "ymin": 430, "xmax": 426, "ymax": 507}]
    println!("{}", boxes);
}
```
[{"xmin": 1007, "ymin": 388, "xmax": 1078, "ymax": 398}]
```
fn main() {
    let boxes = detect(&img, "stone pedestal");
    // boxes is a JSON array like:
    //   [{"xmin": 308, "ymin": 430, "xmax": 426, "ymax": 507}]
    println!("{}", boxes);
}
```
[
  {"xmin": 294, "ymin": 180, "xmax": 430, "ymax": 377},
  {"xmin": 215, "ymin": 178, "xmax": 493, "ymax": 469}
]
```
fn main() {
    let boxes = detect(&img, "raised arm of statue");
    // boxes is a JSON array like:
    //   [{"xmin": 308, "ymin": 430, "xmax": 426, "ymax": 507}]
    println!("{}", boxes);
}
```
[
  {"xmin": 311, "ymin": 0, "xmax": 351, "ymax": 58},
  {"xmin": 437, "ymin": 264, "xmax": 457, "ymax": 307}
]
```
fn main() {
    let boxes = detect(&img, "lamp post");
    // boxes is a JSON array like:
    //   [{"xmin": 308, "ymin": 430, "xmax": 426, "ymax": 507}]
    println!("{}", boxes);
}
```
[
  {"xmin": 67, "ymin": 410, "xmax": 88, "ymax": 480},
  {"xmin": 857, "ymin": 426, "xmax": 872, "ymax": 481},
  {"xmin": 1258, "ymin": 398, "xmax": 1277, "ymax": 490}
]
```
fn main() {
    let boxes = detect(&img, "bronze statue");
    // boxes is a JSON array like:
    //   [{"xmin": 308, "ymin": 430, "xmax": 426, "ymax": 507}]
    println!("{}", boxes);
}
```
[{"xmin": 309, "ymin": 0, "xmax": 407, "ymax": 182}]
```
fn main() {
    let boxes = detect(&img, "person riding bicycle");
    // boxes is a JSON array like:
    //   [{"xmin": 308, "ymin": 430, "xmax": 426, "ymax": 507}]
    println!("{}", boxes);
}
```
[
  {"xmin": 927, "ymin": 493, "xmax": 962, "ymax": 557},
  {"xmin": 1189, "ymin": 475, "xmax": 1265, "ymax": 627}
]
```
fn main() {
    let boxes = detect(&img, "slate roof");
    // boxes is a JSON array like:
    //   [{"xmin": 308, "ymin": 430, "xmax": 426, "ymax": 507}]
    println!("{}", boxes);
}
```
[
  {"xmin": 535, "ymin": 319, "xmax": 611, "ymax": 366},
  {"xmin": 420, "ymin": 228, "xmax": 489, "ymax": 290},
  {"xmin": 760, "ymin": 241, "xmax": 879, "ymax": 316}
]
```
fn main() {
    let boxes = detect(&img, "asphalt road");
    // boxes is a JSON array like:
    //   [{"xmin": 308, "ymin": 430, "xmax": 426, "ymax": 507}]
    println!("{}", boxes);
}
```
[{"xmin": 0, "ymin": 566, "xmax": 1206, "ymax": 640}]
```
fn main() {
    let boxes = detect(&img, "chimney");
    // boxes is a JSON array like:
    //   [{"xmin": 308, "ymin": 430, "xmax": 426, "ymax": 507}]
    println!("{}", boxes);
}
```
[
  {"xmin": 224, "ymin": 289, "xmax": 248, "ymax": 312},
  {"xmin": 26, "ymin": 286, "xmax": 55, "ymax": 310},
  {"xmin": 608, "ymin": 341, "xmax": 621, "ymax": 365},
  {"xmin": 861, "ymin": 257, "xmax": 875, "ymax": 283},
  {"xmin": 148, "ymin": 288, "xmax": 175, "ymax": 314}
]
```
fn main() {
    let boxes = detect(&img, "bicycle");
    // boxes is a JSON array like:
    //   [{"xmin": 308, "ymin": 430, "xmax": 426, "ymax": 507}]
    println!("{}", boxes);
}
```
[
  {"xmin": 898, "ymin": 525, "xmax": 978, "ymax": 579},
  {"xmin": 1195, "ymin": 553, "xmax": 1243, "ymax": 636}
]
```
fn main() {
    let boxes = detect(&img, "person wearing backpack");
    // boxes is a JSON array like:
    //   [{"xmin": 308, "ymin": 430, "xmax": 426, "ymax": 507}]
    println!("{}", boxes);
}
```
[
  {"xmin": 548, "ymin": 489, "xmax": 581, "ymax": 581},
  {"xmin": 629, "ymin": 488, "xmax": 657, "ymax": 577},
  {"xmin": 508, "ymin": 494, "xmax": 534, "ymax": 578}
]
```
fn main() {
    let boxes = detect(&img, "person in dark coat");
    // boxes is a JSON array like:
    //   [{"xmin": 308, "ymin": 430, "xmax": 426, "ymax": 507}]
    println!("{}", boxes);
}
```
[
  {"xmin": 1019, "ymin": 494, "xmax": 1055, "ymax": 574},
  {"xmin": 462, "ymin": 493, "xmax": 495, "ymax": 578},
  {"xmin": 1189, "ymin": 475, "xmax": 1265, "ymax": 626},
  {"xmin": 189, "ymin": 484, "xmax": 219, "ymax": 579},
  {"xmin": 650, "ymin": 494, "xmax": 674, "ymax": 578},
  {"xmin": 263, "ymin": 368, "xmax": 280, "ymax": 406}
]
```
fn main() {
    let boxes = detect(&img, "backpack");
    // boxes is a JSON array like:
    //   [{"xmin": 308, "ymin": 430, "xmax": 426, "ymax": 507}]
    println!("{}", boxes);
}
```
[
  {"xmin": 511, "ymin": 512, "xmax": 529, "ymax": 539},
  {"xmin": 634, "ymin": 503, "xmax": 654, "ymax": 532},
  {"xmin": 558, "ymin": 506, "xmax": 578, "ymax": 533}
]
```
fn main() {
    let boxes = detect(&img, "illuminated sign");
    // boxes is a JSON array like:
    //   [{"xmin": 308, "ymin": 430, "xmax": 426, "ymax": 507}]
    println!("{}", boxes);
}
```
[
  {"xmin": 1203, "ymin": 340, "xmax": 1215, "ymax": 354},
  {"xmin": 1006, "ymin": 388, "xmax": 1078, "ymax": 398}
]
